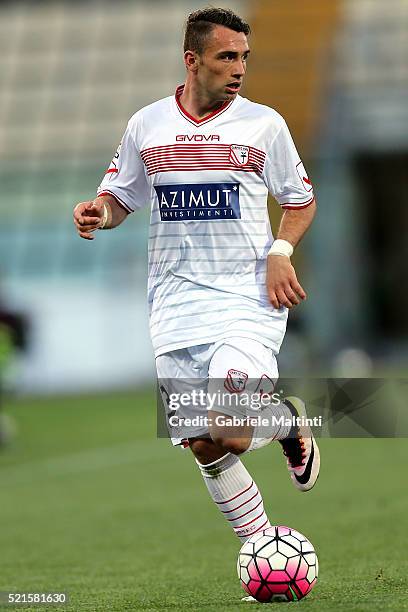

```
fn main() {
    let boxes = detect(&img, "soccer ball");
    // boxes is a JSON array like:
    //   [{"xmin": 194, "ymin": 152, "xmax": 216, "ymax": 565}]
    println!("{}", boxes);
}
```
[{"xmin": 237, "ymin": 525, "xmax": 318, "ymax": 603}]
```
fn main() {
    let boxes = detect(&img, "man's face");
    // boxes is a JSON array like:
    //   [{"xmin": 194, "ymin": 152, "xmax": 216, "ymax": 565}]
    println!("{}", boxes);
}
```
[{"xmin": 193, "ymin": 25, "xmax": 250, "ymax": 102}]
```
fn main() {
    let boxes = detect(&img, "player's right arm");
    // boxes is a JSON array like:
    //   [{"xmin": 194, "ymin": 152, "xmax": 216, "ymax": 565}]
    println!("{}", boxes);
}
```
[
  {"xmin": 73, "ymin": 193, "xmax": 128, "ymax": 241},
  {"xmin": 74, "ymin": 113, "xmax": 150, "ymax": 241}
]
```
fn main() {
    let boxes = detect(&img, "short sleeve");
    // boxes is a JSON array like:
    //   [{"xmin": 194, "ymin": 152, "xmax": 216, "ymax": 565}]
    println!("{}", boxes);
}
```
[
  {"xmin": 262, "ymin": 119, "xmax": 315, "ymax": 209},
  {"xmin": 97, "ymin": 117, "xmax": 150, "ymax": 213}
]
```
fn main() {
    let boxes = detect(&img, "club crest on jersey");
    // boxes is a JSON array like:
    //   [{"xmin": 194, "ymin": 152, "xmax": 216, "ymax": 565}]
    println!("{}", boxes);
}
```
[
  {"xmin": 155, "ymin": 182, "xmax": 241, "ymax": 221},
  {"xmin": 224, "ymin": 369, "xmax": 248, "ymax": 394},
  {"xmin": 229, "ymin": 144, "xmax": 250, "ymax": 167}
]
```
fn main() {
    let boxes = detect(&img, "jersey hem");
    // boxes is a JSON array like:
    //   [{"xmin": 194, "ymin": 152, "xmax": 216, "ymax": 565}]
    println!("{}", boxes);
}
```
[
  {"xmin": 281, "ymin": 196, "xmax": 315, "ymax": 210},
  {"xmin": 97, "ymin": 189, "xmax": 134, "ymax": 213},
  {"xmin": 153, "ymin": 330, "xmax": 283, "ymax": 359}
]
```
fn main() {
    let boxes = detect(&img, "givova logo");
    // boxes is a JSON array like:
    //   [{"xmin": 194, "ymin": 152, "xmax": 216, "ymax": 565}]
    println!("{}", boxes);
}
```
[{"xmin": 155, "ymin": 182, "xmax": 241, "ymax": 221}]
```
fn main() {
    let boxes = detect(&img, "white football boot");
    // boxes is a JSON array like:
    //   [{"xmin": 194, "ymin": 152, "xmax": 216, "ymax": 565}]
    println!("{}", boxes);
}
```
[
  {"xmin": 241, "ymin": 596, "xmax": 257, "ymax": 602},
  {"xmin": 279, "ymin": 396, "xmax": 320, "ymax": 492}
]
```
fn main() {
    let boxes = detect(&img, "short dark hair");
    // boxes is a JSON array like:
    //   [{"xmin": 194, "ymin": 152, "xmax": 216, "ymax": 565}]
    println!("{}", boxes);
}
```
[{"xmin": 184, "ymin": 7, "xmax": 250, "ymax": 54}]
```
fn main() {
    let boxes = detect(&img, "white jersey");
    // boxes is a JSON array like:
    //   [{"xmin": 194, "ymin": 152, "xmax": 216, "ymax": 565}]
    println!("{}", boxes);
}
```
[{"xmin": 97, "ymin": 86, "xmax": 314, "ymax": 357}]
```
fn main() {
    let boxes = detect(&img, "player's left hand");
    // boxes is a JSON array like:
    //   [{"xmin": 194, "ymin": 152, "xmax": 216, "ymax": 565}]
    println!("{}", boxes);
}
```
[{"xmin": 266, "ymin": 255, "xmax": 306, "ymax": 309}]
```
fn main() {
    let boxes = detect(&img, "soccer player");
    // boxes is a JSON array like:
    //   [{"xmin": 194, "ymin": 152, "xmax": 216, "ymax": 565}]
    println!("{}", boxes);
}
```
[{"xmin": 73, "ymin": 7, "xmax": 320, "ymax": 551}]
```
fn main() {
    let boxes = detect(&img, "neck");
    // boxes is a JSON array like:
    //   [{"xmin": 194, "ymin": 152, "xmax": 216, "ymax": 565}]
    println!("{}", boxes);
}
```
[{"xmin": 179, "ymin": 79, "xmax": 227, "ymax": 121}]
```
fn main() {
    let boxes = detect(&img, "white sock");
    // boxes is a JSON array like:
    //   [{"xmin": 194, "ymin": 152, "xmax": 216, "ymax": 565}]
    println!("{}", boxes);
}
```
[
  {"xmin": 246, "ymin": 401, "xmax": 293, "ymax": 452},
  {"xmin": 197, "ymin": 453, "xmax": 271, "ymax": 542}
]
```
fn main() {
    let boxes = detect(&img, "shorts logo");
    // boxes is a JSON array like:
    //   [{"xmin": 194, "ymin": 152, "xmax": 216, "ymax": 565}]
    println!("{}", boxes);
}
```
[
  {"xmin": 296, "ymin": 161, "xmax": 313, "ymax": 192},
  {"xmin": 224, "ymin": 369, "xmax": 248, "ymax": 393},
  {"xmin": 229, "ymin": 145, "xmax": 250, "ymax": 167},
  {"xmin": 254, "ymin": 374, "xmax": 276, "ymax": 399},
  {"xmin": 155, "ymin": 182, "xmax": 241, "ymax": 221}
]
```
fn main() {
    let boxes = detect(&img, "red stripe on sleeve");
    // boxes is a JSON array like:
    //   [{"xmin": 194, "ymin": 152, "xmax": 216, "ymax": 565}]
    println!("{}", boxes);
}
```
[{"xmin": 281, "ymin": 197, "xmax": 315, "ymax": 210}]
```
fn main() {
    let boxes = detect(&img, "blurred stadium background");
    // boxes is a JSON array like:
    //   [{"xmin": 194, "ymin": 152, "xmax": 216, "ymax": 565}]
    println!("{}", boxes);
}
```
[{"xmin": 0, "ymin": 0, "xmax": 407, "ymax": 394}]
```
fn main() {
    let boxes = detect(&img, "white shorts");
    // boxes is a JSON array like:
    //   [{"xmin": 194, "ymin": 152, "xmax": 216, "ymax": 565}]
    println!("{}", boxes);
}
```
[{"xmin": 156, "ymin": 336, "xmax": 279, "ymax": 446}]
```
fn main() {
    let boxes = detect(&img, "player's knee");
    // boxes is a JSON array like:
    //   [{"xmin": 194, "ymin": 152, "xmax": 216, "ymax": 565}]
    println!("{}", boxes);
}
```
[
  {"xmin": 211, "ymin": 436, "xmax": 249, "ymax": 456},
  {"xmin": 189, "ymin": 437, "xmax": 222, "ymax": 464}
]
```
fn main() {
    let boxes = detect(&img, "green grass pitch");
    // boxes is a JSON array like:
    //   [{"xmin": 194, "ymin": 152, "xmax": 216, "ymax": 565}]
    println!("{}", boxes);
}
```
[{"xmin": 0, "ymin": 390, "xmax": 407, "ymax": 611}]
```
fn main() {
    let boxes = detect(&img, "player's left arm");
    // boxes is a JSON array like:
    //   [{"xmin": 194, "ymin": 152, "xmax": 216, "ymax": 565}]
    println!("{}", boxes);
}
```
[{"xmin": 267, "ymin": 200, "xmax": 316, "ymax": 309}]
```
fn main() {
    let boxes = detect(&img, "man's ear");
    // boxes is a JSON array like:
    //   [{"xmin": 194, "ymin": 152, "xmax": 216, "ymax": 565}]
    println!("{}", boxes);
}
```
[{"xmin": 184, "ymin": 50, "xmax": 200, "ymax": 73}]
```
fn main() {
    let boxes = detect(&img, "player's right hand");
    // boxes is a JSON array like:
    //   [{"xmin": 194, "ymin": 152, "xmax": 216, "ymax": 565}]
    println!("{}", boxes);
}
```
[{"xmin": 73, "ymin": 200, "xmax": 104, "ymax": 240}]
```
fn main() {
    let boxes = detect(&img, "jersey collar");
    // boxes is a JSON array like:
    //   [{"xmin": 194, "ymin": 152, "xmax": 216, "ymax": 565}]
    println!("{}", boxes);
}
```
[{"xmin": 175, "ymin": 84, "xmax": 234, "ymax": 127}]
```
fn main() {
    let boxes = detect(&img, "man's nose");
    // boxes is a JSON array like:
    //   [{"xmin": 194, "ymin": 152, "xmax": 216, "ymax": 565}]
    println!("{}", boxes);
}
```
[{"xmin": 233, "ymin": 59, "xmax": 246, "ymax": 77}]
